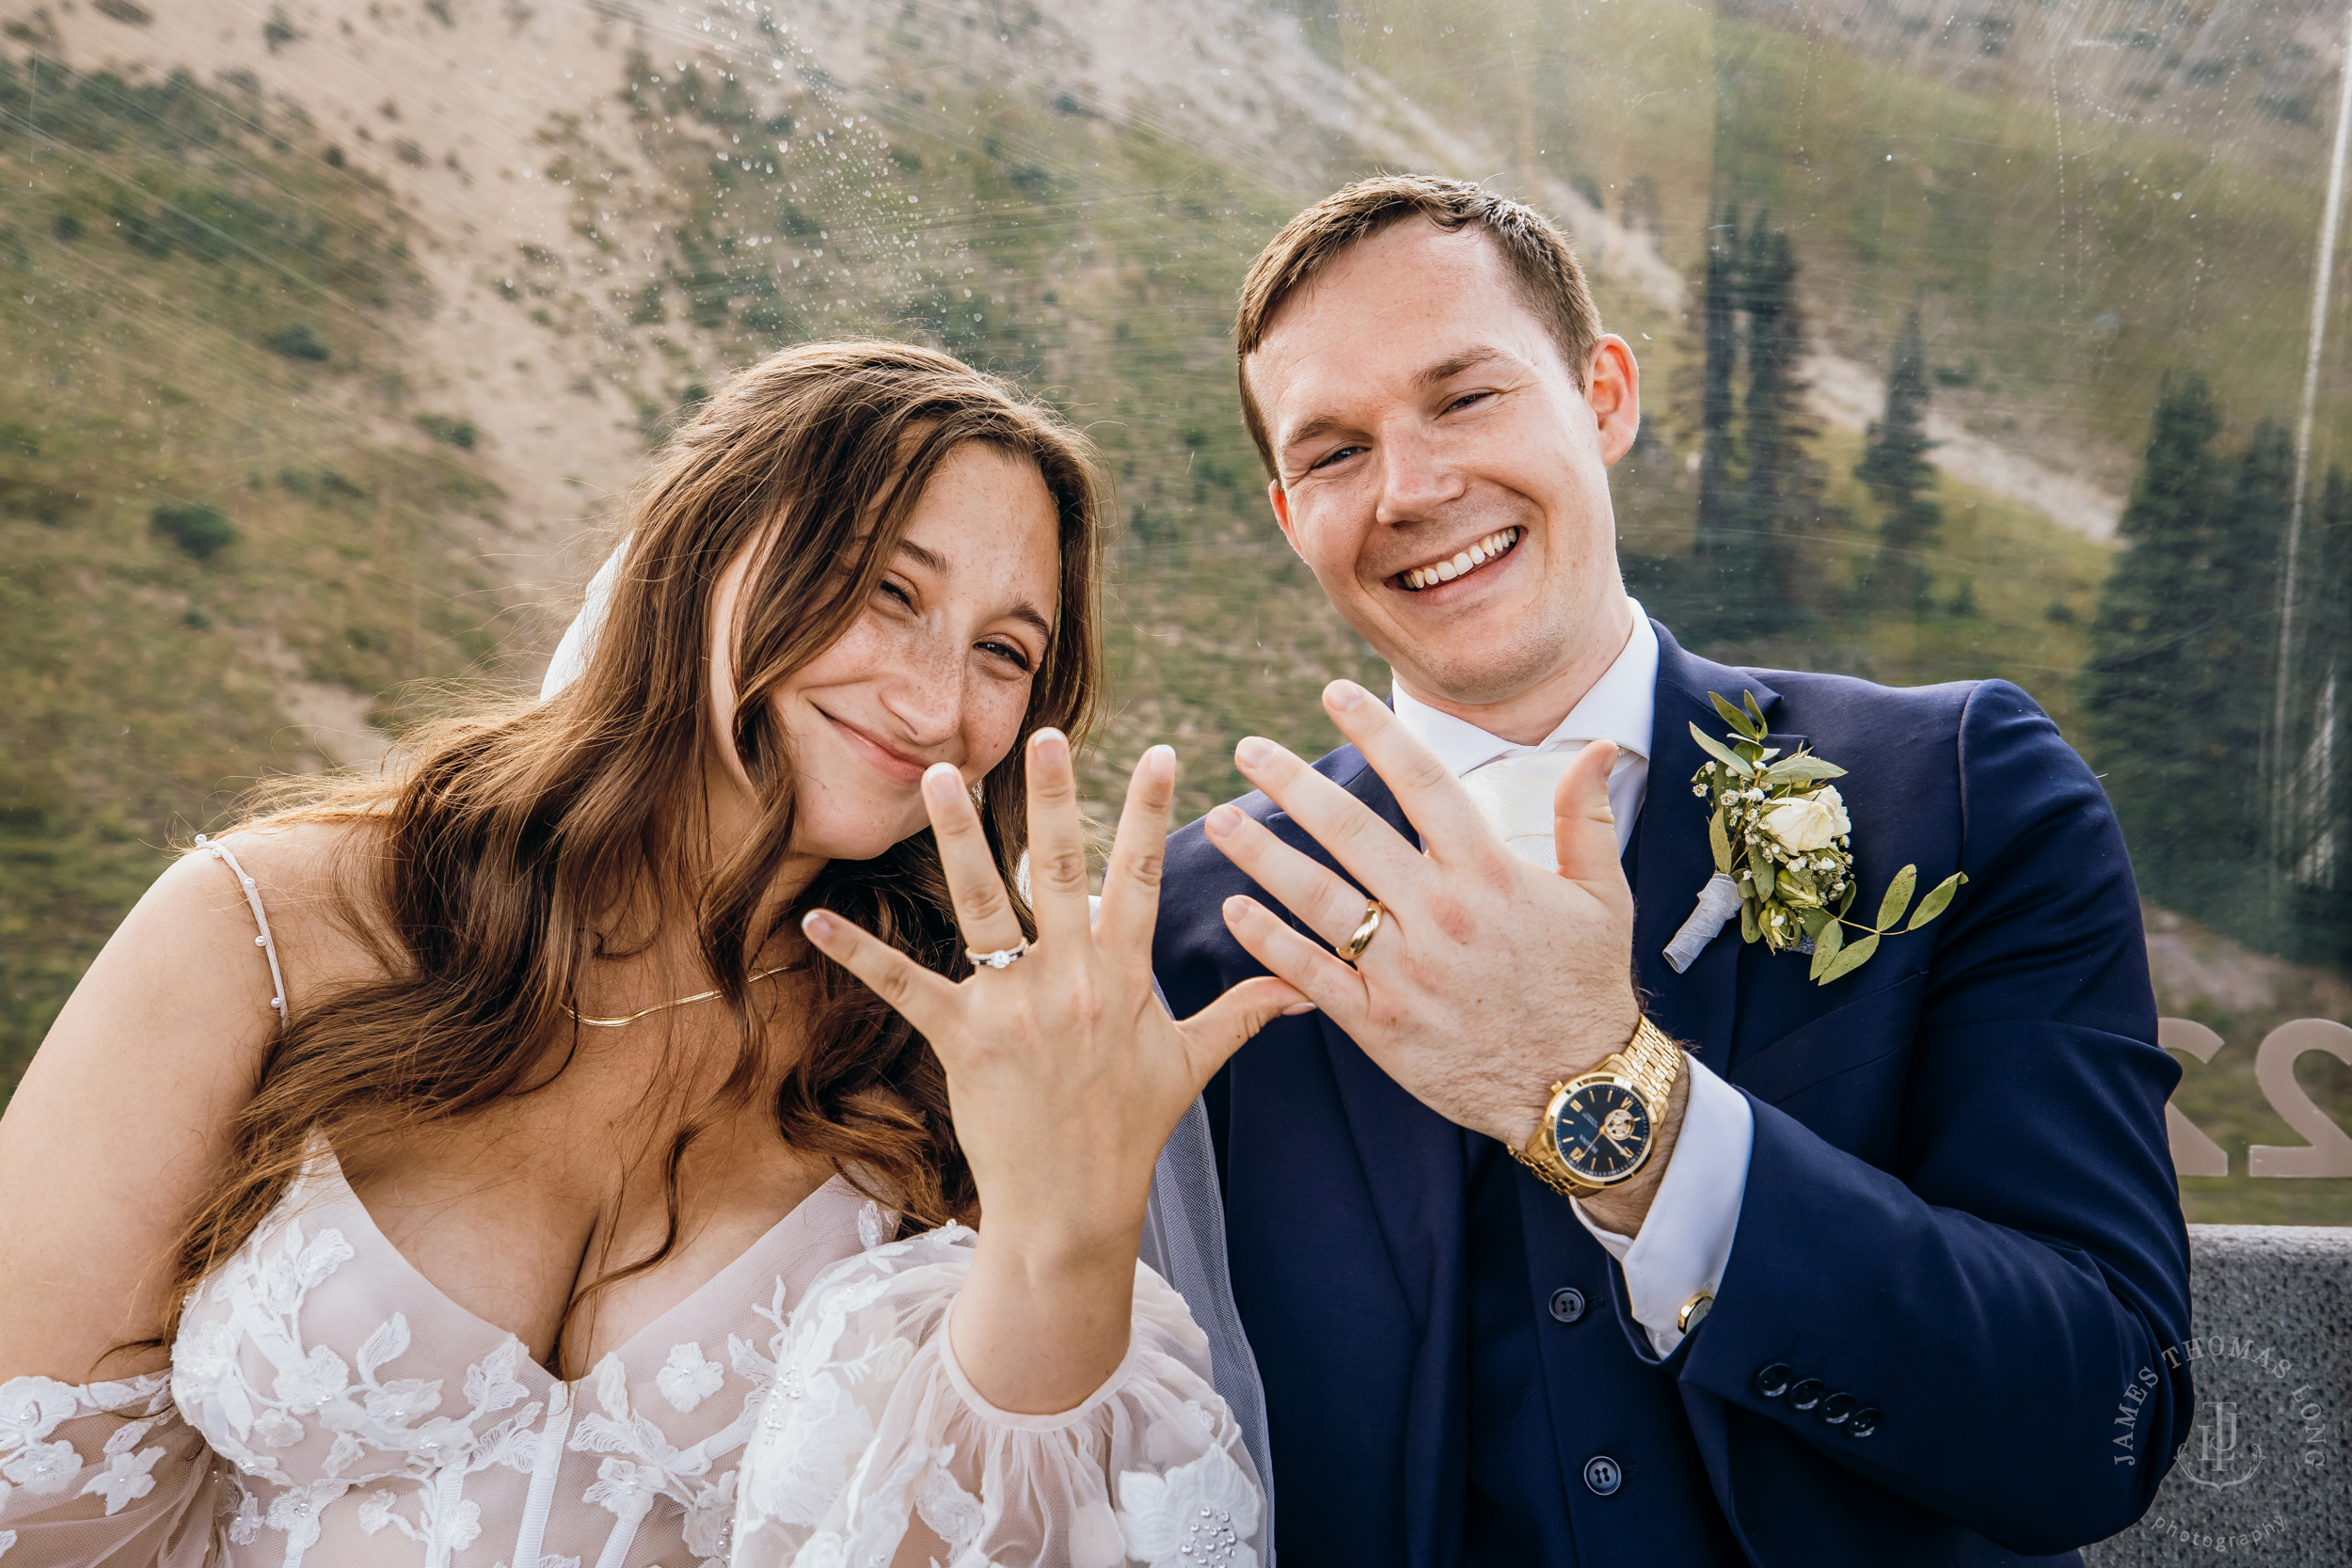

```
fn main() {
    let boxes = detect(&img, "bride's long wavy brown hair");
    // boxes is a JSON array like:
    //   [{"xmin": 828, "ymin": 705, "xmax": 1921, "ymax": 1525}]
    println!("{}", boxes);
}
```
[{"xmin": 145, "ymin": 341, "xmax": 1104, "ymax": 1357}]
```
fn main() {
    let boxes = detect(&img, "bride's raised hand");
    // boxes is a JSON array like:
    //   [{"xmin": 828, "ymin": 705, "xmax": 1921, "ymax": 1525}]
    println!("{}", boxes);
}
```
[{"xmin": 798, "ymin": 729, "xmax": 1305, "ymax": 1412}]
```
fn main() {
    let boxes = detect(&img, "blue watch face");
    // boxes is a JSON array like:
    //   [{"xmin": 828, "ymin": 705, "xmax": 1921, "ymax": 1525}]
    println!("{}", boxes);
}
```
[{"xmin": 1551, "ymin": 1082, "xmax": 1653, "ymax": 1182}]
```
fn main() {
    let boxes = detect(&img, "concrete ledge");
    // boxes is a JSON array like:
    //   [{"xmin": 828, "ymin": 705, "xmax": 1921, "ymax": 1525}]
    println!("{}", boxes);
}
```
[{"xmin": 2085, "ymin": 1225, "xmax": 2350, "ymax": 1566}]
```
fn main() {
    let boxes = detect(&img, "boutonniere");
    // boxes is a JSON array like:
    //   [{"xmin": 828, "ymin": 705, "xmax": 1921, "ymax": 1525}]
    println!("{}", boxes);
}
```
[{"xmin": 1661, "ymin": 690, "xmax": 1966, "ymax": 985}]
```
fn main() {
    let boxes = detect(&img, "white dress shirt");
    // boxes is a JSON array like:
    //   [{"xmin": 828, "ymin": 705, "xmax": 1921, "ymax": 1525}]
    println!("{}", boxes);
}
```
[{"xmin": 1390, "ymin": 599, "xmax": 1755, "ymax": 1358}]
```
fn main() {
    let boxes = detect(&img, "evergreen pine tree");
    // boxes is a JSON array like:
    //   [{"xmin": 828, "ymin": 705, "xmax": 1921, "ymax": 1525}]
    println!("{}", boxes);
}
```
[
  {"xmin": 2282, "ymin": 467, "xmax": 2352, "ymax": 967},
  {"xmin": 2085, "ymin": 379, "xmax": 2287, "ymax": 943},
  {"xmin": 1692, "ymin": 205, "xmax": 1740, "ymax": 562},
  {"xmin": 1734, "ymin": 216, "xmax": 1829, "ymax": 625},
  {"xmin": 1855, "ymin": 304, "xmax": 1940, "ymax": 610}
]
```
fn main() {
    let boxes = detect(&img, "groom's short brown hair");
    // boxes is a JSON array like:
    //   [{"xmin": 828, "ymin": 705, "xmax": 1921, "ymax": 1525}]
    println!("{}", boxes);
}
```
[{"xmin": 1233, "ymin": 174, "xmax": 1601, "ymax": 478}]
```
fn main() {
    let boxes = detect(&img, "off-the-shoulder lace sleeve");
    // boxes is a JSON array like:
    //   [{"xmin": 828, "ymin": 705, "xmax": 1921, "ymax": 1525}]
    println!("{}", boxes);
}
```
[
  {"xmin": 0, "ymin": 1372, "xmax": 220, "ymax": 1565},
  {"xmin": 729, "ymin": 1225, "xmax": 1263, "ymax": 1568}
]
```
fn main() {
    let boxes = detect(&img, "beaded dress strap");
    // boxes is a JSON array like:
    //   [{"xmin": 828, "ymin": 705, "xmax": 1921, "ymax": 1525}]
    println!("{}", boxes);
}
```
[{"xmin": 194, "ymin": 833, "xmax": 287, "ymax": 1029}]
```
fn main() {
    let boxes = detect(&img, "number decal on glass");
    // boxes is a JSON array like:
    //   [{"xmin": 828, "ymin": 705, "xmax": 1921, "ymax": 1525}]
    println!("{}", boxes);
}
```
[
  {"xmin": 2158, "ymin": 1018, "xmax": 2229, "ymax": 1178},
  {"xmin": 2163, "ymin": 1017, "xmax": 2352, "ymax": 1179},
  {"xmin": 2247, "ymin": 1019, "xmax": 2352, "ymax": 1179}
]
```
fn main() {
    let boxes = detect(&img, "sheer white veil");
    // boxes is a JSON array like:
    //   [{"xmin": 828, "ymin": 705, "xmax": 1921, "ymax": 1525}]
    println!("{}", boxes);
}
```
[{"xmin": 539, "ymin": 544, "xmax": 1278, "ymax": 1546}]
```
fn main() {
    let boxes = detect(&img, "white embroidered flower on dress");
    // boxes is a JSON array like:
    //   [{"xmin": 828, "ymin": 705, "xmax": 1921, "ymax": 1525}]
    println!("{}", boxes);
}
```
[
  {"xmin": 584, "ymin": 1456, "xmax": 661, "ymax": 1523},
  {"xmin": 1116, "ymin": 1446, "xmax": 1263, "ymax": 1568},
  {"xmin": 656, "ymin": 1343, "xmax": 725, "ymax": 1415},
  {"xmin": 1, "ymin": 1440, "xmax": 79, "ymax": 1497},
  {"xmin": 270, "ymin": 1346, "xmax": 350, "ymax": 1416},
  {"xmin": 250, "ymin": 1408, "xmax": 305, "ymax": 1449},
  {"xmin": 0, "ymin": 1380, "xmax": 79, "ymax": 1448},
  {"xmin": 682, "ymin": 1467, "xmax": 739, "ymax": 1560},
  {"xmin": 78, "ymin": 1444, "xmax": 164, "ymax": 1514}
]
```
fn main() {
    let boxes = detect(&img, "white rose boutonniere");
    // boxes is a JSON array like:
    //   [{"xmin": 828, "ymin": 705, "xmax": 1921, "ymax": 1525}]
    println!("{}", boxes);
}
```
[
  {"xmin": 1757, "ymin": 787, "xmax": 1850, "ymax": 853},
  {"xmin": 1665, "ymin": 690, "xmax": 1966, "ymax": 986}
]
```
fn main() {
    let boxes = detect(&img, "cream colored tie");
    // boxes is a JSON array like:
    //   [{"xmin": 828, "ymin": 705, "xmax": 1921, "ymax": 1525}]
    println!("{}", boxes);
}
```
[{"xmin": 1457, "ymin": 745, "xmax": 1594, "ymax": 875}]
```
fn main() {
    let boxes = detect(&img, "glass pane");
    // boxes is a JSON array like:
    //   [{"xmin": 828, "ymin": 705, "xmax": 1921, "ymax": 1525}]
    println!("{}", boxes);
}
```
[{"xmin": 1, "ymin": 0, "xmax": 2344, "ymax": 1224}]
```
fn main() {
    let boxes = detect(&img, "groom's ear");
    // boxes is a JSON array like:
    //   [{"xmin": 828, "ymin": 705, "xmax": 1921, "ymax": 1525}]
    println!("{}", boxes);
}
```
[
  {"xmin": 1585, "ymin": 335, "xmax": 1643, "ymax": 467},
  {"xmin": 1267, "ymin": 481, "xmax": 1306, "ymax": 561}
]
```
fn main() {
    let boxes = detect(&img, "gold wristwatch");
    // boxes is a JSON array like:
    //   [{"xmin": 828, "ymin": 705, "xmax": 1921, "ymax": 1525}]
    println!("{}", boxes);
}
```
[{"xmin": 1510, "ymin": 1017, "xmax": 1684, "ymax": 1199}]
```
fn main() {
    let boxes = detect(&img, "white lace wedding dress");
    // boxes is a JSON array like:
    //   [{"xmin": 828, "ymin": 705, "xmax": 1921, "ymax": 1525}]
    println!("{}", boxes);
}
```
[{"xmin": 0, "ymin": 842, "xmax": 1263, "ymax": 1568}]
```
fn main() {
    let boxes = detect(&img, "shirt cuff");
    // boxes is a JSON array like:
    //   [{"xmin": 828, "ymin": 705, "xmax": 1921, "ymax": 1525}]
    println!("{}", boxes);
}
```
[{"xmin": 1570, "ymin": 1053, "xmax": 1755, "ymax": 1357}]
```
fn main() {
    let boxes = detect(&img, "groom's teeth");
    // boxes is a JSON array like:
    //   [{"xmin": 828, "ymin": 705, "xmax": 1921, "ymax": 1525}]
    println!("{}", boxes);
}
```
[{"xmin": 1400, "ymin": 527, "xmax": 1519, "ymax": 592}]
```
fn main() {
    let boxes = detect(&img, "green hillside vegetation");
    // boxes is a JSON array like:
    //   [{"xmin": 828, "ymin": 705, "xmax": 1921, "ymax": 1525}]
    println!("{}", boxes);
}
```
[
  {"xmin": 1708, "ymin": 17, "xmax": 2343, "ymax": 477},
  {"xmin": 0, "ymin": 59, "xmax": 503, "ymax": 1093}
]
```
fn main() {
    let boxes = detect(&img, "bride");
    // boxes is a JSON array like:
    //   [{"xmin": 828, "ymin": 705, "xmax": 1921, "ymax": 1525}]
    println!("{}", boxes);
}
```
[{"xmin": 0, "ymin": 341, "xmax": 1289, "ymax": 1567}]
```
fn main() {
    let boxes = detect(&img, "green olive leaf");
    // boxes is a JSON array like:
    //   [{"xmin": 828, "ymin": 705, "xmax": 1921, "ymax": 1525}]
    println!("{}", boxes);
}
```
[
  {"xmin": 1740, "ymin": 898, "xmax": 1761, "ymax": 944},
  {"xmin": 1742, "ymin": 689, "xmax": 1768, "ymax": 731},
  {"xmin": 1816, "ymin": 929, "xmax": 1879, "ymax": 985},
  {"xmin": 1710, "ymin": 690, "xmax": 1761, "ymax": 740},
  {"xmin": 1708, "ymin": 802, "xmax": 1732, "ymax": 874},
  {"xmin": 1838, "ymin": 881, "xmax": 1858, "ymax": 916},
  {"xmin": 1689, "ymin": 721, "xmax": 1755, "ymax": 776},
  {"xmin": 1876, "ymin": 864, "xmax": 1918, "ymax": 933},
  {"xmin": 1764, "ymin": 754, "xmax": 1848, "ymax": 787},
  {"xmin": 1902, "ymin": 871, "xmax": 1969, "ymax": 932},
  {"xmin": 1807, "ymin": 916, "xmax": 1846, "ymax": 980},
  {"xmin": 1748, "ymin": 842, "xmax": 1775, "ymax": 889}
]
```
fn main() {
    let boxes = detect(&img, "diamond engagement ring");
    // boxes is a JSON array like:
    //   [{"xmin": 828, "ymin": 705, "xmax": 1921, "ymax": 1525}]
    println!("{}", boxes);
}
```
[
  {"xmin": 1341, "ymin": 899, "xmax": 1386, "ymax": 963},
  {"xmin": 967, "ymin": 940, "xmax": 1030, "ymax": 971}
]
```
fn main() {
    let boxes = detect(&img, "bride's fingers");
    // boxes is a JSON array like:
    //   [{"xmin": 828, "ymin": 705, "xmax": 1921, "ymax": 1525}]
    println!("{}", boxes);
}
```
[
  {"xmin": 1173, "ymin": 974, "xmax": 1313, "ymax": 1083},
  {"xmin": 801, "ymin": 908, "xmax": 960, "ymax": 1037},
  {"xmin": 1024, "ymin": 729, "xmax": 1093, "ymax": 950},
  {"xmin": 1095, "ymin": 744, "xmax": 1175, "ymax": 958},
  {"xmin": 920, "ymin": 764, "xmax": 1027, "ymax": 962}
]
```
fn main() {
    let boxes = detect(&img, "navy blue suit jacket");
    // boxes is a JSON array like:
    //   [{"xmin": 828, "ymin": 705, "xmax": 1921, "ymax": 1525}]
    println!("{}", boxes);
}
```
[{"xmin": 1152, "ymin": 623, "xmax": 2194, "ymax": 1567}]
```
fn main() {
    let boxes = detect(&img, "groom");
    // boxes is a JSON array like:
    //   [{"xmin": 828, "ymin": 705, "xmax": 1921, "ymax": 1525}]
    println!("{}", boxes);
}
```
[{"xmin": 1151, "ymin": 176, "xmax": 2193, "ymax": 1565}]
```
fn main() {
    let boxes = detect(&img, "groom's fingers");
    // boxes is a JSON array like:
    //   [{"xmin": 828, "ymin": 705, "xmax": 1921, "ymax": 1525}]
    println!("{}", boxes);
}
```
[
  {"xmin": 1219, "ymin": 894, "xmax": 1368, "ymax": 1022},
  {"xmin": 1226, "ymin": 733, "xmax": 1423, "ymax": 899},
  {"xmin": 1552, "ymin": 740, "xmax": 1630, "ymax": 904},
  {"xmin": 1314, "ymin": 680, "xmax": 1495, "ymax": 861},
  {"xmin": 1203, "ymin": 803, "xmax": 1384, "ymax": 950}
]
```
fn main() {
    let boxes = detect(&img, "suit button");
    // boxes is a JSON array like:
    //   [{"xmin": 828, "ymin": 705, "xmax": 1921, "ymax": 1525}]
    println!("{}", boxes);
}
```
[
  {"xmin": 1582, "ymin": 1455, "xmax": 1623, "ymax": 1496},
  {"xmin": 1819, "ymin": 1392, "xmax": 1856, "ymax": 1425},
  {"xmin": 1848, "ymin": 1407, "xmax": 1882, "ymax": 1438},
  {"xmin": 1788, "ymin": 1378, "xmax": 1824, "ymax": 1411},
  {"xmin": 1549, "ymin": 1287, "xmax": 1587, "ymax": 1323},
  {"xmin": 1753, "ymin": 1362, "xmax": 1792, "ymax": 1399}
]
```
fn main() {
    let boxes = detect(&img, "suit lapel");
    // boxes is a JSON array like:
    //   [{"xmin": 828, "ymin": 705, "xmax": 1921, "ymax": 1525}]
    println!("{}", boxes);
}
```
[
  {"xmin": 1630, "ymin": 624, "xmax": 1788, "ymax": 1078},
  {"xmin": 1271, "ymin": 750, "xmax": 1470, "ymax": 1565}
]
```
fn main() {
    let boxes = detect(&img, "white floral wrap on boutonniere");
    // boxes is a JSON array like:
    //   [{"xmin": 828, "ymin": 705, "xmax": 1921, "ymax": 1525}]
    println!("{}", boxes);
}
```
[{"xmin": 1663, "ymin": 690, "xmax": 1965, "ymax": 984}]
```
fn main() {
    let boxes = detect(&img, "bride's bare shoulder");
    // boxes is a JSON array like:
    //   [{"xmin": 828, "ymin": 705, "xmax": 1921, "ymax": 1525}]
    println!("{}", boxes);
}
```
[{"xmin": 150, "ymin": 815, "xmax": 399, "ymax": 1006}]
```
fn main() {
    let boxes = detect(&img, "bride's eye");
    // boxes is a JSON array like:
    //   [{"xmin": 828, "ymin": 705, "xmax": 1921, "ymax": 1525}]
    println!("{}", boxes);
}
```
[
  {"xmin": 978, "ymin": 638, "xmax": 1033, "ymax": 673},
  {"xmin": 877, "ymin": 579, "xmax": 915, "ymax": 610}
]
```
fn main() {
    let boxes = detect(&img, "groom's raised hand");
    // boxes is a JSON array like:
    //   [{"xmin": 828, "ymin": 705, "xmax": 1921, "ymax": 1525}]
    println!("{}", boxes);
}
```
[{"xmin": 1205, "ymin": 679, "xmax": 1687, "ymax": 1231}]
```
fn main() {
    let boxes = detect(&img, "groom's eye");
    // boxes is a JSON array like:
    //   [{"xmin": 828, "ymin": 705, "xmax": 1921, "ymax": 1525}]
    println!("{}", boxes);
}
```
[
  {"xmin": 1445, "ymin": 389, "xmax": 1493, "ymax": 414},
  {"xmin": 1310, "ymin": 444, "xmax": 1366, "ymax": 472}
]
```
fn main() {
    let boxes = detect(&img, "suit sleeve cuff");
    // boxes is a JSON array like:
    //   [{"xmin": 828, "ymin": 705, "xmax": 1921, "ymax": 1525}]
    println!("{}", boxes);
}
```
[{"xmin": 1570, "ymin": 1053, "xmax": 1754, "ymax": 1356}]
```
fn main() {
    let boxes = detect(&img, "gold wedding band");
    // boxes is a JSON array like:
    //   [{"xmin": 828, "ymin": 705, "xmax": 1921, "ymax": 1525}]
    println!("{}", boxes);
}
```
[{"xmin": 1341, "ymin": 899, "xmax": 1386, "ymax": 963}]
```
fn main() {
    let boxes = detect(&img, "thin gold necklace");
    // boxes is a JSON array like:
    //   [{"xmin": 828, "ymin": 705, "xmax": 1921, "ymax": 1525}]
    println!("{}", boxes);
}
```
[{"xmin": 563, "ymin": 963, "xmax": 800, "ymax": 1028}]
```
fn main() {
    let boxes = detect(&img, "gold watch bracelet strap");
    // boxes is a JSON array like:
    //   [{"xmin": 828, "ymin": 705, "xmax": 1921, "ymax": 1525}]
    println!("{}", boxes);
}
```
[{"xmin": 1510, "ymin": 1016, "xmax": 1684, "ymax": 1198}]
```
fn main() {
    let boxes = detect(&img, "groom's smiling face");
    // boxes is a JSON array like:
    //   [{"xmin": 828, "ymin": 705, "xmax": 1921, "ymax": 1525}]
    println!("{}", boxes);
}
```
[{"xmin": 1248, "ymin": 219, "xmax": 1640, "ymax": 714}]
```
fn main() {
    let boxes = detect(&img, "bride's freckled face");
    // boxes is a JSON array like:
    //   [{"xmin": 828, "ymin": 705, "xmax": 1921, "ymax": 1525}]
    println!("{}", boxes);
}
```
[{"xmin": 721, "ymin": 442, "xmax": 1061, "ymax": 863}]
